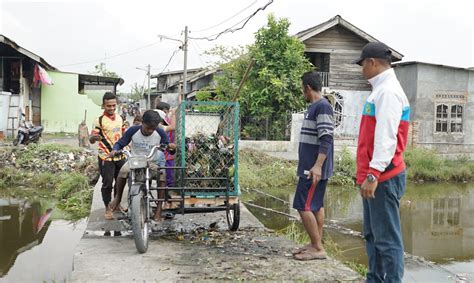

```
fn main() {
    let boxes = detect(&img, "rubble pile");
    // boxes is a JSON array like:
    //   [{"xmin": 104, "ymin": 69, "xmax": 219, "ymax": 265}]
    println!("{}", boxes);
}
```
[{"xmin": 0, "ymin": 144, "xmax": 99, "ymax": 185}]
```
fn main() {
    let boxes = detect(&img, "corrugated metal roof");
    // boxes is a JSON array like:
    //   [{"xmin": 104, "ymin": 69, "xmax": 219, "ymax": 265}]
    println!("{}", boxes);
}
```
[
  {"xmin": 392, "ymin": 61, "xmax": 474, "ymax": 71},
  {"xmin": 294, "ymin": 15, "xmax": 403, "ymax": 62},
  {"xmin": 0, "ymin": 34, "xmax": 57, "ymax": 70}
]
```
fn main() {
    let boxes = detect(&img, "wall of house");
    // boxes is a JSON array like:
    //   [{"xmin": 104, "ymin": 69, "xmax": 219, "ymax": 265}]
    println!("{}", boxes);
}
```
[
  {"xmin": 335, "ymin": 89, "xmax": 370, "ymax": 136},
  {"xmin": 303, "ymin": 26, "xmax": 370, "ymax": 91},
  {"xmin": 41, "ymin": 71, "xmax": 104, "ymax": 133},
  {"xmin": 397, "ymin": 64, "xmax": 474, "ymax": 157}
]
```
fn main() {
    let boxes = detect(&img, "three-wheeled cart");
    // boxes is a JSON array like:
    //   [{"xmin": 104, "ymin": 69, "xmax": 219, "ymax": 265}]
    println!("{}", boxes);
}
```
[{"xmin": 125, "ymin": 101, "xmax": 241, "ymax": 253}]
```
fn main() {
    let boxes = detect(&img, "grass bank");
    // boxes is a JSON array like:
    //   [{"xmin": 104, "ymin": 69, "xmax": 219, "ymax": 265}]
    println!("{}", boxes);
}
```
[
  {"xmin": 0, "ymin": 143, "xmax": 97, "ymax": 219},
  {"xmin": 239, "ymin": 149, "xmax": 364, "ymax": 275}
]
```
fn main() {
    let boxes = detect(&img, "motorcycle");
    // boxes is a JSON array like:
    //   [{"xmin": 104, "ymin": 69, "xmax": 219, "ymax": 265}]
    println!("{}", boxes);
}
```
[{"xmin": 13, "ymin": 113, "xmax": 43, "ymax": 146}]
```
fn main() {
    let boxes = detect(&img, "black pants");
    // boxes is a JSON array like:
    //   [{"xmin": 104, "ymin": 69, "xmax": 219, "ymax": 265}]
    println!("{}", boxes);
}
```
[{"xmin": 98, "ymin": 157, "xmax": 126, "ymax": 207}]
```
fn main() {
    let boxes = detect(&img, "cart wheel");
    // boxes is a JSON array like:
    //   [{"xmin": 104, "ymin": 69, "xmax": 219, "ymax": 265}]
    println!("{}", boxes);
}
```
[
  {"xmin": 131, "ymin": 187, "xmax": 149, "ymax": 253},
  {"xmin": 226, "ymin": 201, "xmax": 240, "ymax": 231}
]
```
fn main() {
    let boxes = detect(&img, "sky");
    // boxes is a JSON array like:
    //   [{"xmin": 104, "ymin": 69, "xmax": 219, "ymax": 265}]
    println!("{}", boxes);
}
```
[{"xmin": 1, "ymin": 0, "xmax": 473, "ymax": 92}]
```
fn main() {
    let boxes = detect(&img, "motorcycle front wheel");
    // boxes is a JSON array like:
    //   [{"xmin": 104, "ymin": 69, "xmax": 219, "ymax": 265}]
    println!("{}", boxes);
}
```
[
  {"xmin": 131, "ymin": 187, "xmax": 149, "ymax": 253},
  {"xmin": 13, "ymin": 133, "xmax": 24, "ymax": 146}
]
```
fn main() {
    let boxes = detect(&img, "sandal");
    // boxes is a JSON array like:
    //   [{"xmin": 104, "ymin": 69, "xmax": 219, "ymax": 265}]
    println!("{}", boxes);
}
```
[
  {"xmin": 292, "ymin": 244, "xmax": 312, "ymax": 255},
  {"xmin": 293, "ymin": 249, "xmax": 327, "ymax": 261},
  {"xmin": 104, "ymin": 208, "xmax": 114, "ymax": 220}
]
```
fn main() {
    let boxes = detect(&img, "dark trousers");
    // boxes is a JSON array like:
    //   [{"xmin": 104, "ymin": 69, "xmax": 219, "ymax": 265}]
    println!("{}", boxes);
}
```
[
  {"xmin": 98, "ymin": 157, "xmax": 126, "ymax": 207},
  {"xmin": 363, "ymin": 171, "xmax": 406, "ymax": 283}
]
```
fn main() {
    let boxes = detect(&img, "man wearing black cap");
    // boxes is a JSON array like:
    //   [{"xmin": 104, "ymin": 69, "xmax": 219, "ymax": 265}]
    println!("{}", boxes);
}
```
[{"xmin": 353, "ymin": 42, "xmax": 410, "ymax": 282}]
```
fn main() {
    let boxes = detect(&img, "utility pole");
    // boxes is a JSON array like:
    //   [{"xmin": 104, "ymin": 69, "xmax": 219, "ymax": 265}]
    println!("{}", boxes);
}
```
[
  {"xmin": 157, "ymin": 25, "xmax": 189, "ymax": 101},
  {"xmin": 182, "ymin": 26, "xmax": 188, "ymax": 101},
  {"xmin": 136, "ymin": 65, "xmax": 152, "ymax": 109},
  {"xmin": 147, "ymin": 64, "xmax": 151, "ymax": 109}
]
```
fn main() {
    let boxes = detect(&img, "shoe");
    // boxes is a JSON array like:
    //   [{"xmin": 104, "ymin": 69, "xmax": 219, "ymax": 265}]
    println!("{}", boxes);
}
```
[{"xmin": 105, "ymin": 207, "xmax": 114, "ymax": 220}]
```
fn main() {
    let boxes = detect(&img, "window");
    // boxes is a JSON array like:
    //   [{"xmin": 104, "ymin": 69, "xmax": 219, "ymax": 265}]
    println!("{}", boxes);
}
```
[
  {"xmin": 435, "ymin": 103, "xmax": 463, "ymax": 133},
  {"xmin": 450, "ymin": 105, "xmax": 463, "ymax": 133},
  {"xmin": 435, "ymin": 104, "xmax": 448, "ymax": 132},
  {"xmin": 432, "ymin": 197, "xmax": 460, "ymax": 227}
]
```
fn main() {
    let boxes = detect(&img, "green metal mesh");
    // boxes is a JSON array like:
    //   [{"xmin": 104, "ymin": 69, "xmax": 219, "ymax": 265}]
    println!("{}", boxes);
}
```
[{"xmin": 175, "ymin": 101, "xmax": 240, "ymax": 197}]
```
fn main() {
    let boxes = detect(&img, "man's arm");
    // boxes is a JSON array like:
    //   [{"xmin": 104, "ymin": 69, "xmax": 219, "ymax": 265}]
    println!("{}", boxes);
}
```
[
  {"xmin": 112, "ymin": 126, "xmax": 139, "ymax": 151},
  {"xmin": 361, "ymin": 92, "xmax": 402, "ymax": 198},
  {"xmin": 156, "ymin": 127, "xmax": 170, "ymax": 145},
  {"xmin": 307, "ymin": 105, "xmax": 334, "ymax": 185},
  {"xmin": 369, "ymin": 92, "xmax": 403, "ymax": 178}
]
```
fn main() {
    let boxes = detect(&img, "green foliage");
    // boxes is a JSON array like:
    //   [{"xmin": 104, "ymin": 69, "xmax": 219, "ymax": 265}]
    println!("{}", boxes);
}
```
[
  {"xmin": 130, "ymin": 82, "xmax": 145, "ymax": 102},
  {"xmin": 90, "ymin": 62, "xmax": 120, "ymax": 78},
  {"xmin": 330, "ymin": 147, "xmax": 356, "ymax": 186},
  {"xmin": 36, "ymin": 172, "xmax": 63, "ymax": 190},
  {"xmin": 209, "ymin": 14, "xmax": 312, "ymax": 139},
  {"xmin": 405, "ymin": 147, "xmax": 474, "ymax": 182},
  {"xmin": 55, "ymin": 173, "xmax": 89, "ymax": 200},
  {"xmin": 195, "ymin": 90, "xmax": 222, "ymax": 112},
  {"xmin": 239, "ymin": 149, "xmax": 297, "ymax": 190}
]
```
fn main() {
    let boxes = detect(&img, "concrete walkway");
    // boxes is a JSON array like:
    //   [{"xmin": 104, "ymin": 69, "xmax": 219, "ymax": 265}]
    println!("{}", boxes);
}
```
[{"xmin": 70, "ymin": 179, "xmax": 362, "ymax": 282}]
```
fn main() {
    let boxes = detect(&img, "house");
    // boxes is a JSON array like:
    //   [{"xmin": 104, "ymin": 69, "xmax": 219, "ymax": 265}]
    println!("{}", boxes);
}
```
[
  {"xmin": 393, "ymin": 61, "xmax": 474, "ymax": 157},
  {"xmin": 0, "ymin": 34, "xmax": 123, "ymax": 135},
  {"xmin": 40, "ymin": 71, "xmax": 124, "ymax": 133},
  {"xmin": 295, "ymin": 15, "xmax": 403, "ymax": 137},
  {"xmin": 151, "ymin": 67, "xmax": 220, "ymax": 105}
]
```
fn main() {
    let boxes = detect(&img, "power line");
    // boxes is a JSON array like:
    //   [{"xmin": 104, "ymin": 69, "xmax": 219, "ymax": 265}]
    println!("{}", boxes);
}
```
[
  {"xmin": 190, "ymin": 40, "xmax": 205, "ymax": 66},
  {"xmin": 153, "ymin": 47, "xmax": 180, "ymax": 75},
  {"xmin": 189, "ymin": 0, "xmax": 273, "ymax": 42},
  {"xmin": 191, "ymin": 0, "xmax": 258, "ymax": 33},
  {"xmin": 58, "ymin": 41, "xmax": 161, "ymax": 67}
]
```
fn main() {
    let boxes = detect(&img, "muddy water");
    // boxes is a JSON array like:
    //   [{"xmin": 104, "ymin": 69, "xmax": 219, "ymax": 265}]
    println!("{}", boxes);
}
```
[
  {"xmin": 0, "ymin": 198, "xmax": 86, "ymax": 282},
  {"xmin": 246, "ymin": 182, "xmax": 474, "ymax": 281}
]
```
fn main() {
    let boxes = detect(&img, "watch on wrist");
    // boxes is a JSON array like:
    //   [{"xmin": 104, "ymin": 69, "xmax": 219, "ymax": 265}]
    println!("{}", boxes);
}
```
[{"xmin": 367, "ymin": 173, "xmax": 377, "ymax": 183}]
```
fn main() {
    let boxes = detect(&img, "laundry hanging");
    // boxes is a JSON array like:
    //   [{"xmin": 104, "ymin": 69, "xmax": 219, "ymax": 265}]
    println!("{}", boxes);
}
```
[{"xmin": 33, "ymin": 64, "xmax": 53, "ymax": 87}]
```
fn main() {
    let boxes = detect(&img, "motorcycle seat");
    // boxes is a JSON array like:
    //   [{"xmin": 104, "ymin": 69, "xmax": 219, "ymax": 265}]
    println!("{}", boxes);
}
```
[{"xmin": 29, "ymin": 126, "xmax": 43, "ymax": 134}]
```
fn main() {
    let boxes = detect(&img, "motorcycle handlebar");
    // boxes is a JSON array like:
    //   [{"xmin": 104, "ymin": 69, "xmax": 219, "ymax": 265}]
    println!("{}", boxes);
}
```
[{"xmin": 111, "ymin": 144, "xmax": 169, "ymax": 159}]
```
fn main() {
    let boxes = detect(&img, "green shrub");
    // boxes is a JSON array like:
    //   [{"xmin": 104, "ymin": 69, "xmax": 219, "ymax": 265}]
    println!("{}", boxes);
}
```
[
  {"xmin": 330, "ymin": 147, "xmax": 356, "ymax": 187},
  {"xmin": 55, "ymin": 173, "xmax": 89, "ymax": 200}
]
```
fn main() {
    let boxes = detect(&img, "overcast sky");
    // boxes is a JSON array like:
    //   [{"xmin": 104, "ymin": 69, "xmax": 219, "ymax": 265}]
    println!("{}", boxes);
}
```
[{"xmin": 1, "ymin": 0, "xmax": 472, "ymax": 92}]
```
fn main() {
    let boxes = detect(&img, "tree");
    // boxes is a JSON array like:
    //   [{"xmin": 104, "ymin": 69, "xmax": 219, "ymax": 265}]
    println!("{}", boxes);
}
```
[
  {"xmin": 209, "ymin": 14, "xmax": 312, "ymax": 139},
  {"xmin": 130, "ymin": 83, "xmax": 145, "ymax": 102},
  {"xmin": 90, "ymin": 62, "xmax": 120, "ymax": 78}
]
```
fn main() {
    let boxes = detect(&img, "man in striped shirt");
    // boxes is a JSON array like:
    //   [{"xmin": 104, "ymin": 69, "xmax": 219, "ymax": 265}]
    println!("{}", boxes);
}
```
[{"xmin": 292, "ymin": 71, "xmax": 334, "ymax": 261}]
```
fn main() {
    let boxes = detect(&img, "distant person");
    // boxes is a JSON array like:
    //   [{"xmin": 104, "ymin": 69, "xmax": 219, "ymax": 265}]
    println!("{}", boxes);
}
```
[
  {"xmin": 353, "ymin": 42, "xmax": 410, "ymax": 282},
  {"xmin": 133, "ymin": 115, "xmax": 142, "ymax": 126},
  {"xmin": 155, "ymin": 101, "xmax": 177, "ymax": 187},
  {"xmin": 89, "ymin": 92, "xmax": 126, "ymax": 220},
  {"xmin": 292, "ymin": 71, "xmax": 334, "ymax": 261}
]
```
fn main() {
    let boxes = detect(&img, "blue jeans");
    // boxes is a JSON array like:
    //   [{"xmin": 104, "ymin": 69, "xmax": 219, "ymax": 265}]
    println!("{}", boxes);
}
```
[{"xmin": 363, "ymin": 171, "xmax": 406, "ymax": 283}]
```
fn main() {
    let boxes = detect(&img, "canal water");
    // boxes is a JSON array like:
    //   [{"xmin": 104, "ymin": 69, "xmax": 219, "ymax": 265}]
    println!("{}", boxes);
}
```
[
  {"xmin": 246, "ymin": 182, "xmax": 474, "ymax": 282},
  {"xmin": 0, "ymin": 197, "xmax": 86, "ymax": 282}
]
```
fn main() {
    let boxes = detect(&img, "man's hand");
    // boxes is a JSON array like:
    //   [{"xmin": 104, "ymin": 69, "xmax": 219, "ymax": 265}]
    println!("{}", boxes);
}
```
[
  {"xmin": 307, "ymin": 165, "xmax": 322, "ymax": 186},
  {"xmin": 89, "ymin": 133, "xmax": 102, "ymax": 143},
  {"xmin": 167, "ymin": 143, "xmax": 177, "ymax": 155},
  {"xmin": 108, "ymin": 150, "xmax": 118, "ymax": 158},
  {"xmin": 360, "ymin": 178, "xmax": 378, "ymax": 199}
]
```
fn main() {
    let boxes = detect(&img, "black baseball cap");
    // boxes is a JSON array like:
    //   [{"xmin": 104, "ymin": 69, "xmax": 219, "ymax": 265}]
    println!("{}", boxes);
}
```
[{"xmin": 352, "ymin": 42, "xmax": 392, "ymax": 66}]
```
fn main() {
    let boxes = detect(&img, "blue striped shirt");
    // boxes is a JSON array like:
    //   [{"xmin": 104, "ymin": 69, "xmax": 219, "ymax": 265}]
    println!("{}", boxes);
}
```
[{"xmin": 297, "ymin": 98, "xmax": 334, "ymax": 180}]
